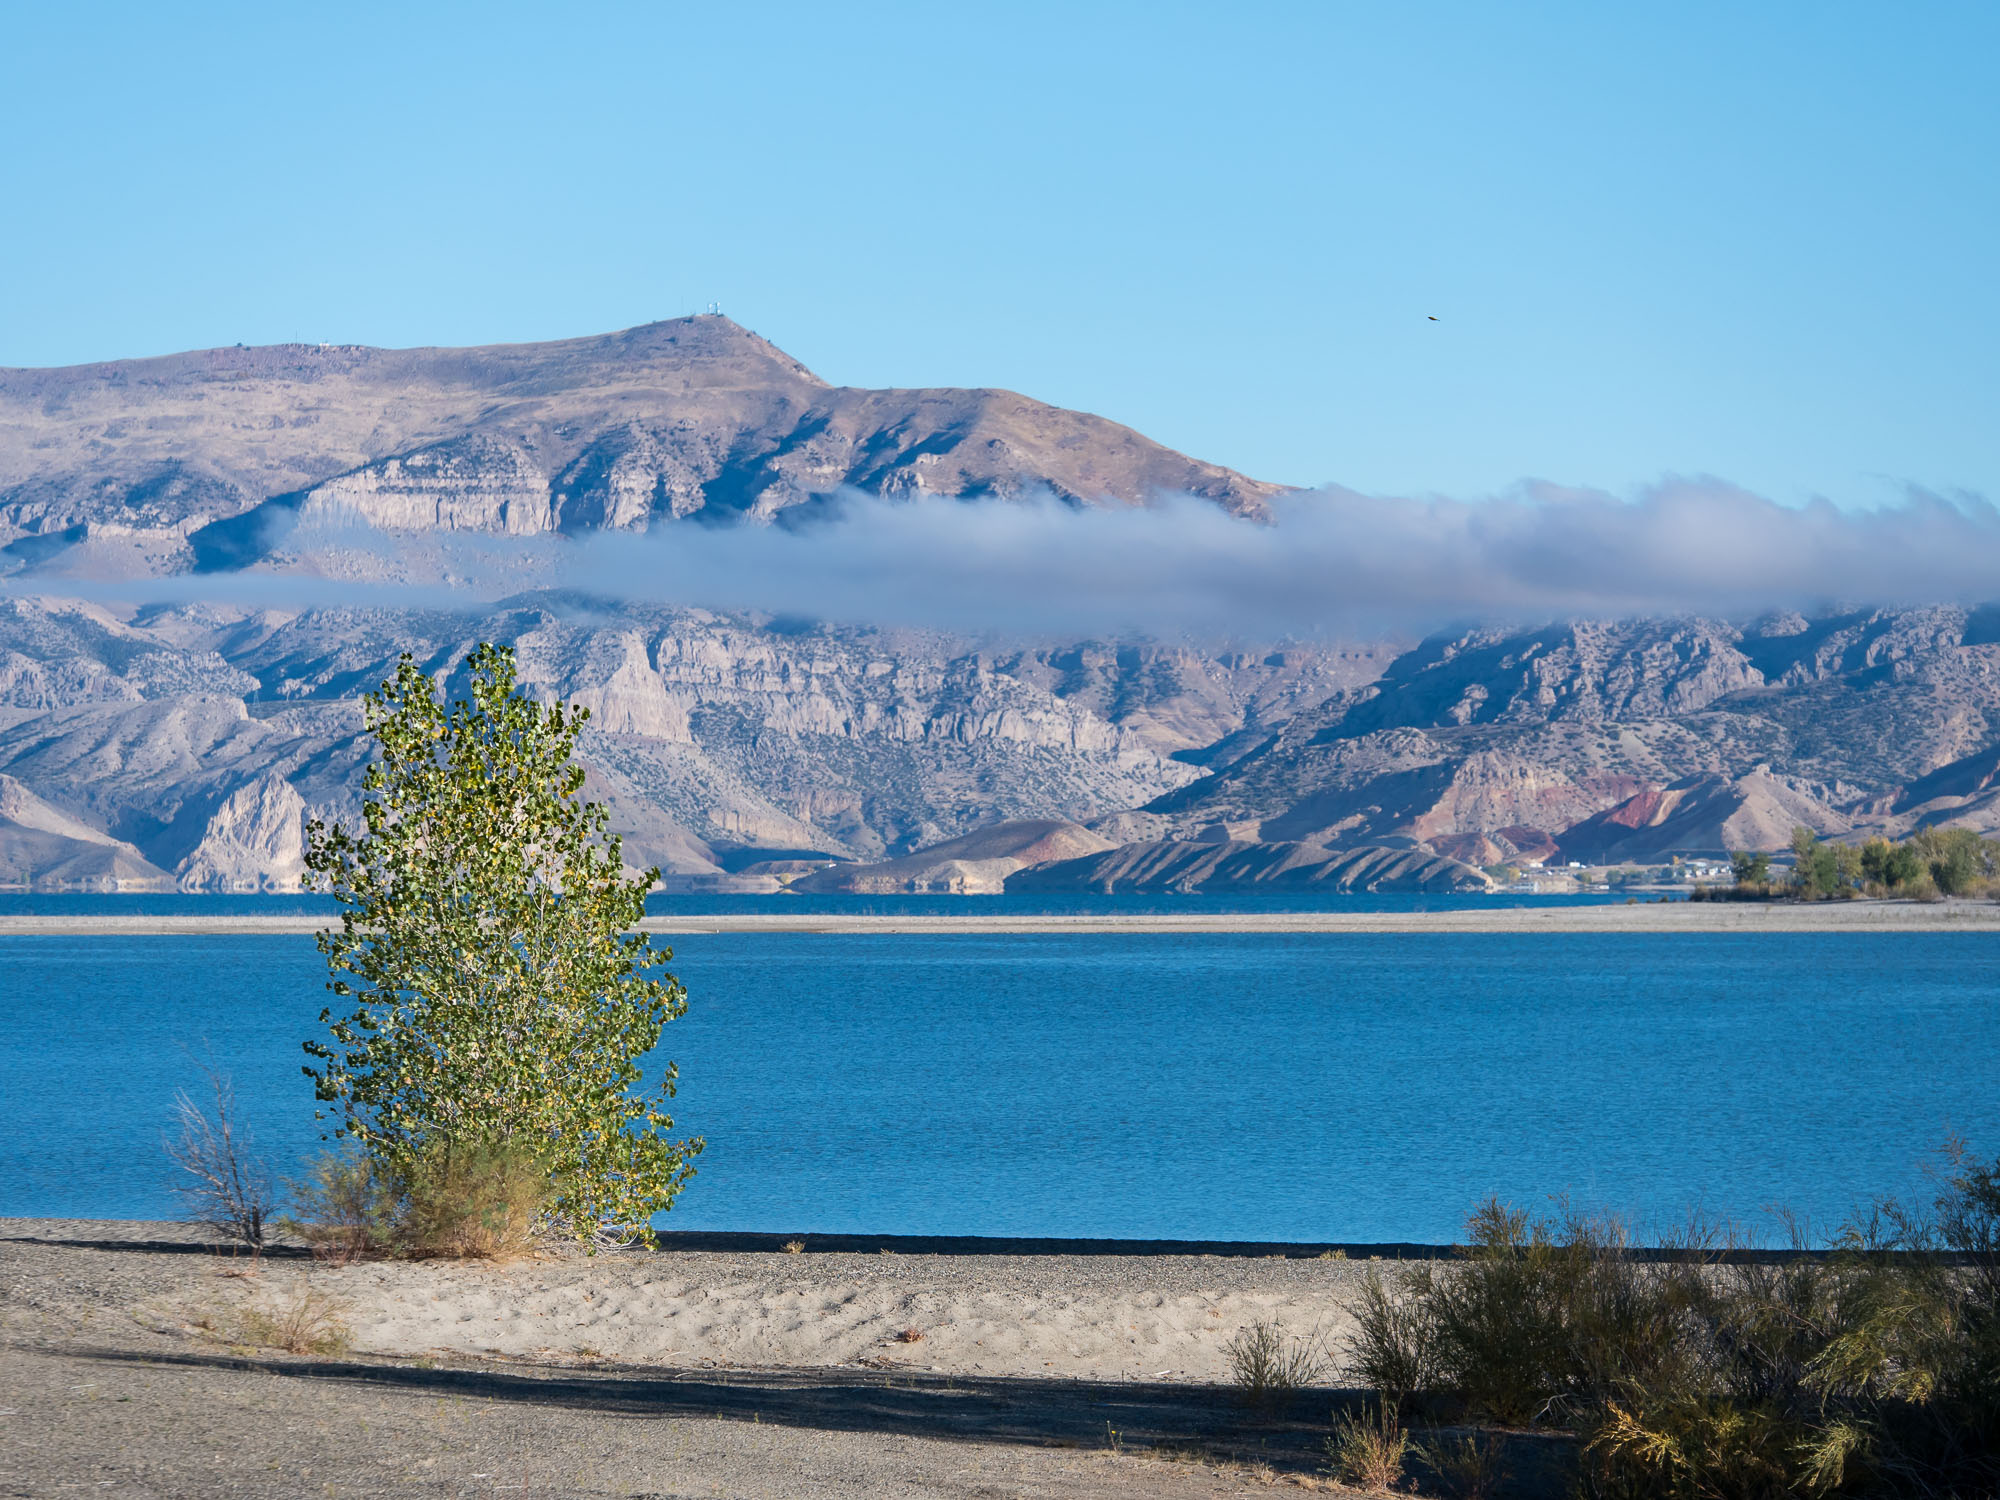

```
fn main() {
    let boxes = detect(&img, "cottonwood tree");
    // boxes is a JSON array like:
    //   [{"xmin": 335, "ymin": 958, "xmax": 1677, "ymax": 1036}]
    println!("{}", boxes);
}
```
[{"xmin": 303, "ymin": 643, "xmax": 700, "ymax": 1245}]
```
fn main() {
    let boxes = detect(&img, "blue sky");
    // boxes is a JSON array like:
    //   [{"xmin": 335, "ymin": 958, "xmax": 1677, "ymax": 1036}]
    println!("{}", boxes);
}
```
[{"xmin": 3, "ymin": 1, "xmax": 1994, "ymax": 505}]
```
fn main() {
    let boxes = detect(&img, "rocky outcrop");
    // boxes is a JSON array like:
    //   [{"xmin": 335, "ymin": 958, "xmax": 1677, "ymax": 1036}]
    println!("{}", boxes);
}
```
[
  {"xmin": 793, "ymin": 819, "xmax": 1114, "ymax": 894},
  {"xmin": 174, "ymin": 774, "xmax": 308, "ymax": 891},
  {"xmin": 1007, "ymin": 839, "xmax": 1492, "ymax": 894},
  {"xmin": 0, "ymin": 774, "xmax": 170, "ymax": 889}
]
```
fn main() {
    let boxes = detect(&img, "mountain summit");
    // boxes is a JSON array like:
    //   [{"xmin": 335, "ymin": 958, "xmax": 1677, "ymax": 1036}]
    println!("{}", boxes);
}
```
[{"xmin": 0, "ymin": 316, "xmax": 1281, "ymax": 575}]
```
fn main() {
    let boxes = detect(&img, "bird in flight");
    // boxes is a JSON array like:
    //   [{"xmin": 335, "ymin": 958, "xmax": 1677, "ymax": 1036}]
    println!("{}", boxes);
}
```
[{"xmin": 1428, "ymin": 315, "xmax": 1439, "ymax": 321}]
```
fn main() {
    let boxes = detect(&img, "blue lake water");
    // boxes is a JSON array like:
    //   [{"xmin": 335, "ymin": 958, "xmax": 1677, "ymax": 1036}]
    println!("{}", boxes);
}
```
[{"xmin": 1, "ymin": 929, "xmax": 1993, "ymax": 1243}]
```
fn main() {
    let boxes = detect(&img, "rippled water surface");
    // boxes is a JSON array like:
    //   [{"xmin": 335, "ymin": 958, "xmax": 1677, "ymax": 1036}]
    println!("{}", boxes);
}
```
[{"xmin": 2, "ymin": 929, "xmax": 1993, "ymax": 1242}]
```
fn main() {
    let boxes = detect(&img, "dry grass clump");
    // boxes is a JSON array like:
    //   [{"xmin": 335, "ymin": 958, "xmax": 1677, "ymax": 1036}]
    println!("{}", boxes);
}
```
[
  {"xmin": 1226, "ymin": 1318, "xmax": 1331, "ymax": 1407},
  {"xmin": 288, "ymin": 1137, "xmax": 548, "ymax": 1262},
  {"xmin": 1326, "ymin": 1400, "xmax": 1410, "ymax": 1491},
  {"xmin": 1412, "ymin": 1430, "xmax": 1506, "ymax": 1499},
  {"xmin": 192, "ymin": 1283, "xmax": 353, "ymax": 1356},
  {"xmin": 1347, "ymin": 1146, "xmax": 2000, "ymax": 1498}
]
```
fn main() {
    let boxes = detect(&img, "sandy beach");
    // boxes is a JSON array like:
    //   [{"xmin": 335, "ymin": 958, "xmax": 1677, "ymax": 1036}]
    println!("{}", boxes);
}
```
[
  {"xmin": 0, "ymin": 1219, "xmax": 1422, "ymax": 1497},
  {"xmin": 2, "ymin": 898, "xmax": 1996, "ymax": 938}
]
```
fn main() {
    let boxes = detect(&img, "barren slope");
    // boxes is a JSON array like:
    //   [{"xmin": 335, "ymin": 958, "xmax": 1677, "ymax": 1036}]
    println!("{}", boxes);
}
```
[{"xmin": 0, "ymin": 317, "xmax": 1282, "ymax": 575}]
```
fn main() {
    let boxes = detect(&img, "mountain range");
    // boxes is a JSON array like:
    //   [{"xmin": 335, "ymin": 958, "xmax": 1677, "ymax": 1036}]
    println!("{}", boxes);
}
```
[{"xmin": 2, "ymin": 321, "xmax": 1997, "ymax": 891}]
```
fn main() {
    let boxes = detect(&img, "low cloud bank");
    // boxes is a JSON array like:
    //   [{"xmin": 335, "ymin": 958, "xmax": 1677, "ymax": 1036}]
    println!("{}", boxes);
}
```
[
  {"xmin": 557, "ymin": 478, "xmax": 2000, "ymax": 634},
  {"xmin": 10, "ymin": 478, "xmax": 1999, "ymax": 637}
]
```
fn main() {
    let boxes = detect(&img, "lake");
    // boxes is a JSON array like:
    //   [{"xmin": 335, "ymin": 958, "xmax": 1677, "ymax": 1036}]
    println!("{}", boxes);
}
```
[{"xmin": 1, "ymin": 927, "xmax": 1992, "ymax": 1243}]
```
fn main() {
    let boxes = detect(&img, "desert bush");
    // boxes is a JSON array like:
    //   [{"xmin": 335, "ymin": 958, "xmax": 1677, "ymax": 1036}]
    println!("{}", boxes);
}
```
[
  {"xmin": 1327, "ymin": 1399, "xmax": 1411, "ymax": 1491},
  {"xmin": 1348, "ymin": 1153, "xmax": 2000, "ymax": 1498},
  {"xmin": 1351, "ymin": 1267, "xmax": 1444, "ymax": 1397},
  {"xmin": 289, "ymin": 1137, "xmax": 547, "ymax": 1260},
  {"xmin": 1358, "ymin": 1199, "xmax": 1708, "ymax": 1428},
  {"xmin": 163, "ymin": 1067, "xmax": 273, "ymax": 1254},
  {"xmin": 287, "ymin": 1151, "xmax": 392, "ymax": 1264},
  {"xmin": 1414, "ymin": 1430, "xmax": 1507, "ymax": 1499},
  {"xmin": 389, "ymin": 1135, "xmax": 548, "ymax": 1259},
  {"xmin": 235, "ymin": 1283, "xmax": 352, "ymax": 1356},
  {"xmin": 1226, "ymin": 1317, "xmax": 1331, "ymax": 1407}
]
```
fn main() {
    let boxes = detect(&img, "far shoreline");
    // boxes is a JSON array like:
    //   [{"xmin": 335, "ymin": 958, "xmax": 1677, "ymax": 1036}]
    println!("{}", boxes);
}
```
[{"xmin": 2, "ymin": 897, "xmax": 1996, "ymax": 937}]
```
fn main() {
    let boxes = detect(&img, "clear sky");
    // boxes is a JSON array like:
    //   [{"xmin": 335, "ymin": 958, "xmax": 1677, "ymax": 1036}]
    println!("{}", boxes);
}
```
[{"xmin": 3, "ymin": 1, "xmax": 1994, "ymax": 506}]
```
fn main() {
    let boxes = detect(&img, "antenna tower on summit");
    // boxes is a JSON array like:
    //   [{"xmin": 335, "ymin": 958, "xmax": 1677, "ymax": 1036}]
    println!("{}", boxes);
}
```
[{"xmin": 704, "ymin": 300, "xmax": 723, "ymax": 316}]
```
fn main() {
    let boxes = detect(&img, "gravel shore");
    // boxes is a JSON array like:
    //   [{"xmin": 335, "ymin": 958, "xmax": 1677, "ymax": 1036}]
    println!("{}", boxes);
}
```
[{"xmin": 0, "ymin": 1219, "xmax": 1406, "ymax": 1497}]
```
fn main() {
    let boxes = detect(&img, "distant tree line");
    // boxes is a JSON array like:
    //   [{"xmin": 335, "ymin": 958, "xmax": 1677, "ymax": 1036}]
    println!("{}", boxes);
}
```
[{"xmin": 1708, "ymin": 826, "xmax": 2000, "ymax": 901}]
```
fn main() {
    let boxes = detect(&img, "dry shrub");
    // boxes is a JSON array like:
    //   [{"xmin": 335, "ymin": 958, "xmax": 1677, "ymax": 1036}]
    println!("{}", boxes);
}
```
[
  {"xmin": 1227, "ymin": 1318, "xmax": 1330, "ymax": 1407},
  {"xmin": 1348, "ymin": 1153, "xmax": 2000, "ymax": 1499},
  {"xmin": 1414, "ymin": 1431, "xmax": 1506, "ymax": 1499},
  {"xmin": 1327, "ymin": 1400, "xmax": 1410, "ymax": 1491},
  {"xmin": 391, "ymin": 1137, "xmax": 547, "ymax": 1259},
  {"xmin": 287, "ymin": 1151, "xmax": 391, "ymax": 1265},
  {"xmin": 234, "ymin": 1284, "xmax": 352, "ymax": 1356},
  {"xmin": 164, "ymin": 1067, "xmax": 273, "ymax": 1254},
  {"xmin": 893, "ymin": 1326, "xmax": 925, "ymax": 1343},
  {"xmin": 782, "ymin": 1239, "xmax": 806, "ymax": 1254},
  {"xmin": 288, "ymin": 1137, "xmax": 548, "ymax": 1261},
  {"xmin": 1353, "ymin": 1200, "xmax": 1705, "ymax": 1428}
]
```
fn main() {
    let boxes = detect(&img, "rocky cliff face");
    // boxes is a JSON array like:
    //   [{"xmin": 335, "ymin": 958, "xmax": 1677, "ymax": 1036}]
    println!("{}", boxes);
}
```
[
  {"xmin": 3, "ymin": 594, "xmax": 1999, "ymax": 889},
  {"xmin": 0, "ymin": 772, "xmax": 169, "ymax": 889},
  {"xmin": 1136, "ymin": 607, "xmax": 2000, "ymax": 861},
  {"xmin": 0, "ymin": 317, "xmax": 1281, "ymax": 575},
  {"xmin": 173, "ymin": 773, "xmax": 308, "ymax": 892},
  {"xmin": 0, "ymin": 594, "xmax": 1365, "ymax": 886}
]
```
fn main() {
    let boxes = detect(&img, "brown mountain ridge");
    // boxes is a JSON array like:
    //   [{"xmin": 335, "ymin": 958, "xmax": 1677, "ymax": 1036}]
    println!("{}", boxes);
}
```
[{"xmin": 0, "ymin": 316, "xmax": 1281, "ymax": 577}]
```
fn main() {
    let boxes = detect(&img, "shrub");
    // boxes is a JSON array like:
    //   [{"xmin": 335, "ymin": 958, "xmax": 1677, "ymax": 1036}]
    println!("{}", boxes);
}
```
[
  {"xmin": 163, "ymin": 1066, "xmax": 273, "ymax": 1255},
  {"xmin": 1226, "ymin": 1317, "xmax": 1330, "ymax": 1407},
  {"xmin": 235, "ymin": 1284, "xmax": 352, "ymax": 1356},
  {"xmin": 1327, "ymin": 1400, "xmax": 1411, "ymax": 1491},
  {"xmin": 390, "ymin": 1136, "xmax": 548, "ymax": 1259},
  {"xmin": 288, "ymin": 1137, "xmax": 547, "ymax": 1261},
  {"xmin": 1414, "ymin": 1430, "xmax": 1507, "ymax": 1499},
  {"xmin": 1351, "ymin": 1268, "xmax": 1443, "ymax": 1397},
  {"xmin": 287, "ymin": 1151, "xmax": 392, "ymax": 1264},
  {"xmin": 1349, "ymin": 1154, "xmax": 2000, "ymax": 1498}
]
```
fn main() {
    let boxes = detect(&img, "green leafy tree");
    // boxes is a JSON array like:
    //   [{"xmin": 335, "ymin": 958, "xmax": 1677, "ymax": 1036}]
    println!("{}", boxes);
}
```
[
  {"xmin": 1788, "ymin": 827, "xmax": 1851, "ymax": 900},
  {"xmin": 302, "ymin": 644, "xmax": 701, "ymax": 1246},
  {"xmin": 1730, "ymin": 850, "xmax": 1771, "ymax": 886},
  {"xmin": 1861, "ymin": 836, "xmax": 1926, "ymax": 892},
  {"xmin": 1910, "ymin": 825, "xmax": 1997, "ymax": 896}
]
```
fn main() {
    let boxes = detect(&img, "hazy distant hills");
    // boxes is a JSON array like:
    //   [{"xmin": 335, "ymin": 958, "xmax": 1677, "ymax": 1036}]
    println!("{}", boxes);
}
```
[{"xmin": 0, "ymin": 316, "xmax": 1279, "ymax": 577}]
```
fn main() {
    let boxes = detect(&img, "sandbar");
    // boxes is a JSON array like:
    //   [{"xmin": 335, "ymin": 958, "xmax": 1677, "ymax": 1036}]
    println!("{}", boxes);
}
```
[{"xmin": 1, "ymin": 898, "xmax": 1996, "ymax": 937}]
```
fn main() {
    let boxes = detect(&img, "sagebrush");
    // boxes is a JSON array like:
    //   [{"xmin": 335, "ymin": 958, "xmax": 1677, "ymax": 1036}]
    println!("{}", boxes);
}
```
[{"xmin": 1348, "ymin": 1148, "xmax": 2000, "ymax": 1497}]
